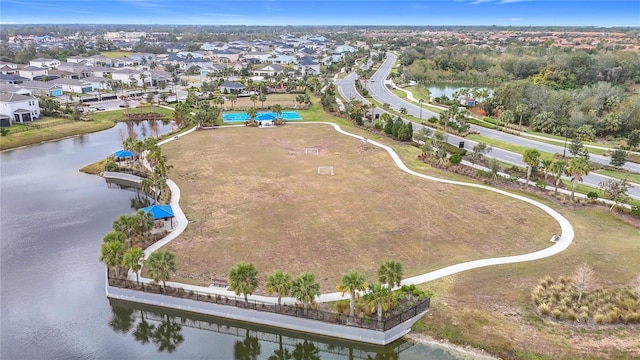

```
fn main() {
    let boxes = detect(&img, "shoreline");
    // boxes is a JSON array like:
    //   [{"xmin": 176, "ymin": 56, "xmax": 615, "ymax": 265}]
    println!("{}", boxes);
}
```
[
  {"xmin": 0, "ymin": 120, "xmax": 117, "ymax": 152},
  {"xmin": 405, "ymin": 333, "xmax": 498, "ymax": 360}
]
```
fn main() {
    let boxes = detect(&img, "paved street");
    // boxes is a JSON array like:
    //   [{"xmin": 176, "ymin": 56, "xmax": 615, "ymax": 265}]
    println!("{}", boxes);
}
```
[{"xmin": 338, "ymin": 54, "xmax": 640, "ymax": 199}]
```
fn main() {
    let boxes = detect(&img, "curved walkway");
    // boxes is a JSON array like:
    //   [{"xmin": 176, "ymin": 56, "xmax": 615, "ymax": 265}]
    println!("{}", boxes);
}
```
[{"xmin": 133, "ymin": 122, "xmax": 575, "ymax": 304}]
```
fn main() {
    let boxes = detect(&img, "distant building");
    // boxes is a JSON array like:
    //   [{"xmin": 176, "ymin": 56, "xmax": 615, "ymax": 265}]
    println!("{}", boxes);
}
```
[{"xmin": 0, "ymin": 92, "xmax": 41, "ymax": 126}]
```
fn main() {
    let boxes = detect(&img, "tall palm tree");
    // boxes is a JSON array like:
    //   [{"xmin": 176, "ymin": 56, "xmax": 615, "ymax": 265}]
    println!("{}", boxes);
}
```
[
  {"xmin": 522, "ymin": 148, "xmax": 541, "ymax": 185},
  {"xmin": 550, "ymin": 160, "xmax": 568, "ymax": 194},
  {"xmin": 100, "ymin": 240, "xmax": 126, "ymax": 278},
  {"xmin": 365, "ymin": 283, "xmax": 393, "ymax": 322},
  {"xmin": 540, "ymin": 159, "xmax": 553, "ymax": 181},
  {"xmin": 272, "ymin": 104, "xmax": 283, "ymax": 121},
  {"xmin": 250, "ymin": 94, "xmax": 258, "ymax": 108},
  {"xmin": 122, "ymin": 247, "xmax": 145, "ymax": 284},
  {"xmin": 515, "ymin": 103, "xmax": 529, "ymax": 129},
  {"xmin": 145, "ymin": 250, "xmax": 177, "ymax": 290},
  {"xmin": 377, "ymin": 260, "xmax": 403, "ymax": 289},
  {"xmin": 337, "ymin": 271, "xmax": 366, "ymax": 318},
  {"xmin": 113, "ymin": 214, "xmax": 136, "ymax": 246},
  {"xmin": 229, "ymin": 262, "xmax": 259, "ymax": 305},
  {"xmin": 291, "ymin": 272, "xmax": 320, "ymax": 312},
  {"xmin": 103, "ymin": 230, "xmax": 127, "ymax": 244},
  {"xmin": 265, "ymin": 270, "xmax": 292, "ymax": 306},
  {"xmin": 501, "ymin": 109, "xmax": 515, "ymax": 128},
  {"xmin": 247, "ymin": 107, "xmax": 258, "ymax": 125},
  {"xmin": 566, "ymin": 156, "xmax": 591, "ymax": 200},
  {"xmin": 258, "ymin": 94, "xmax": 267, "ymax": 109},
  {"xmin": 228, "ymin": 94, "xmax": 237, "ymax": 110}
]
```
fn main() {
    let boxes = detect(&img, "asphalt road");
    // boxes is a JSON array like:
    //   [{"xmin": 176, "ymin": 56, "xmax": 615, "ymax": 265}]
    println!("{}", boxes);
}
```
[{"xmin": 337, "ymin": 54, "xmax": 640, "ymax": 199}]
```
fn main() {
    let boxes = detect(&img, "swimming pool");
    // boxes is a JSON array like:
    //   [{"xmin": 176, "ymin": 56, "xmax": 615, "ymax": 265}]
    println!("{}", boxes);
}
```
[{"xmin": 222, "ymin": 111, "xmax": 302, "ymax": 122}]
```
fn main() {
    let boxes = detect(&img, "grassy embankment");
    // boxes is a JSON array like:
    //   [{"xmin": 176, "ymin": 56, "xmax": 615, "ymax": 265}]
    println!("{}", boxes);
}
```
[
  {"xmin": 100, "ymin": 51, "xmax": 133, "ymax": 58},
  {"xmin": 1, "ymin": 106, "xmax": 174, "ymax": 151}
]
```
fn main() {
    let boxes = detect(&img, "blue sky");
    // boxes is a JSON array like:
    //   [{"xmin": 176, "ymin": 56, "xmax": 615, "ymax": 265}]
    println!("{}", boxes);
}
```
[{"xmin": 1, "ymin": 0, "xmax": 638, "ymax": 27}]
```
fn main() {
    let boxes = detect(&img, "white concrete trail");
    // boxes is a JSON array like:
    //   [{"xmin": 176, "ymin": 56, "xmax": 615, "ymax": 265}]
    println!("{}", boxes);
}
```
[{"xmin": 131, "ymin": 122, "xmax": 575, "ymax": 305}]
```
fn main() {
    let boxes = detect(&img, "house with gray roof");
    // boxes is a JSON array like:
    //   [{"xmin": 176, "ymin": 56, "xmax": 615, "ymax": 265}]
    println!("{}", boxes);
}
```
[
  {"xmin": 220, "ymin": 81, "xmax": 246, "ymax": 94},
  {"xmin": 18, "ymin": 81, "xmax": 63, "ymax": 97},
  {"xmin": 0, "ymin": 92, "xmax": 41, "ymax": 126}
]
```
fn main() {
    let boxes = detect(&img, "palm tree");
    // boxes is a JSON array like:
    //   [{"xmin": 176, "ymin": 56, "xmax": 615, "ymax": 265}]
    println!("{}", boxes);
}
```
[
  {"xmin": 122, "ymin": 247, "xmax": 145, "ymax": 284},
  {"xmin": 566, "ymin": 156, "xmax": 591, "ymax": 200},
  {"xmin": 228, "ymin": 94, "xmax": 237, "ymax": 110},
  {"xmin": 131, "ymin": 210, "xmax": 154, "ymax": 240},
  {"xmin": 291, "ymin": 272, "xmax": 320, "ymax": 312},
  {"xmin": 103, "ymin": 230, "xmax": 127, "ymax": 244},
  {"xmin": 550, "ymin": 160, "xmax": 568, "ymax": 194},
  {"xmin": 258, "ymin": 94, "xmax": 267, "ymax": 109},
  {"xmin": 522, "ymin": 148, "xmax": 541, "ymax": 186},
  {"xmin": 515, "ymin": 103, "xmax": 529, "ymax": 129},
  {"xmin": 112, "ymin": 214, "xmax": 136, "ymax": 246},
  {"xmin": 145, "ymin": 250, "xmax": 176, "ymax": 290},
  {"xmin": 265, "ymin": 270, "xmax": 292, "ymax": 306},
  {"xmin": 501, "ymin": 109, "xmax": 515, "ymax": 128},
  {"xmin": 295, "ymin": 94, "xmax": 306, "ymax": 109},
  {"xmin": 250, "ymin": 94, "xmax": 258, "ymax": 108},
  {"xmin": 540, "ymin": 159, "xmax": 553, "ymax": 181},
  {"xmin": 272, "ymin": 104, "xmax": 283, "ymax": 121},
  {"xmin": 247, "ymin": 107, "xmax": 258, "ymax": 125},
  {"xmin": 100, "ymin": 240, "xmax": 126, "ymax": 278},
  {"xmin": 365, "ymin": 283, "xmax": 393, "ymax": 323},
  {"xmin": 141, "ymin": 170, "xmax": 166, "ymax": 204},
  {"xmin": 229, "ymin": 262, "xmax": 259, "ymax": 305},
  {"xmin": 337, "ymin": 271, "xmax": 366, "ymax": 318},
  {"xmin": 378, "ymin": 260, "xmax": 403, "ymax": 289}
]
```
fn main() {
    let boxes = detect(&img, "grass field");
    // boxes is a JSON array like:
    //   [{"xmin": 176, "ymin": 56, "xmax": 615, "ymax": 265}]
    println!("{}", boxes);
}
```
[
  {"xmin": 161, "ymin": 124, "xmax": 558, "ymax": 292},
  {"xmin": 218, "ymin": 93, "xmax": 302, "ymax": 111},
  {"xmin": 101, "ymin": 51, "xmax": 133, "ymax": 58}
]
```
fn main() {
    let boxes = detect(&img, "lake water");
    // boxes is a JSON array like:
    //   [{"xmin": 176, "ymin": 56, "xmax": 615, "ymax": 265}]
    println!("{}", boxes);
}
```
[
  {"xmin": 0, "ymin": 121, "xmax": 479, "ymax": 359},
  {"xmin": 425, "ymin": 84, "xmax": 493, "ymax": 101}
]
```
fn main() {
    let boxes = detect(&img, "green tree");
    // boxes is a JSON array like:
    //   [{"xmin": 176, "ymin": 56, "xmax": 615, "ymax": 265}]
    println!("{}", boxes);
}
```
[
  {"xmin": 501, "ymin": 109, "xmax": 515, "ymax": 127},
  {"xmin": 291, "ymin": 272, "xmax": 320, "ymax": 311},
  {"xmin": 392, "ymin": 117, "xmax": 403, "ymax": 138},
  {"xmin": 471, "ymin": 142, "xmax": 492, "ymax": 164},
  {"xmin": 627, "ymin": 129, "xmax": 640, "ymax": 149},
  {"xmin": 145, "ymin": 250, "xmax": 177, "ymax": 290},
  {"xmin": 383, "ymin": 116, "xmax": 394, "ymax": 135},
  {"xmin": 265, "ymin": 270, "xmax": 292, "ymax": 306},
  {"xmin": 122, "ymin": 247, "xmax": 145, "ymax": 284},
  {"xmin": 522, "ymin": 148, "xmax": 541, "ymax": 185},
  {"xmin": 566, "ymin": 156, "xmax": 591, "ymax": 200},
  {"xmin": 515, "ymin": 103, "xmax": 529, "ymax": 129},
  {"xmin": 272, "ymin": 104, "xmax": 283, "ymax": 121},
  {"xmin": 337, "ymin": 271, "xmax": 366, "ymax": 318},
  {"xmin": 550, "ymin": 160, "xmax": 568, "ymax": 194},
  {"xmin": 540, "ymin": 159, "xmax": 553, "ymax": 181},
  {"xmin": 100, "ymin": 240, "xmax": 126, "ymax": 278},
  {"xmin": 258, "ymin": 94, "xmax": 267, "ymax": 109},
  {"xmin": 365, "ymin": 283, "xmax": 393, "ymax": 323},
  {"xmin": 377, "ymin": 260, "xmax": 403, "ymax": 288},
  {"xmin": 103, "ymin": 230, "xmax": 127, "ymax": 244},
  {"xmin": 228, "ymin": 94, "xmax": 238, "ymax": 110},
  {"xmin": 229, "ymin": 262, "xmax": 259, "ymax": 304},
  {"xmin": 610, "ymin": 148, "xmax": 628, "ymax": 168},
  {"xmin": 599, "ymin": 178, "xmax": 630, "ymax": 211},
  {"xmin": 250, "ymin": 94, "xmax": 258, "ymax": 108}
]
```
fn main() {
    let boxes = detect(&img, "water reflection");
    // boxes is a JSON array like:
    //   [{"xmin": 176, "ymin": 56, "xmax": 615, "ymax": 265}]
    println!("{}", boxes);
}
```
[{"xmin": 108, "ymin": 299, "xmax": 412, "ymax": 359}]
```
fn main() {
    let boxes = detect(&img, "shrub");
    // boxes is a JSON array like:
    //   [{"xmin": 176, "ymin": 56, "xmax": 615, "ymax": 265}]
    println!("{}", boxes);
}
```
[
  {"xmin": 587, "ymin": 192, "xmax": 599, "ymax": 200},
  {"xmin": 630, "ymin": 205, "xmax": 640, "ymax": 217},
  {"xmin": 449, "ymin": 153, "xmax": 462, "ymax": 165},
  {"xmin": 0, "ymin": 128, "xmax": 9, "ymax": 136},
  {"xmin": 443, "ymin": 143, "xmax": 467, "ymax": 156}
]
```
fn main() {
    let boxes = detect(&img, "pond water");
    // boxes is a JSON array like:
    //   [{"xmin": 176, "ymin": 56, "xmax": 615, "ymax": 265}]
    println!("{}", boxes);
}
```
[
  {"xmin": 0, "ymin": 120, "xmax": 480, "ymax": 359},
  {"xmin": 425, "ymin": 83, "xmax": 494, "ymax": 101}
]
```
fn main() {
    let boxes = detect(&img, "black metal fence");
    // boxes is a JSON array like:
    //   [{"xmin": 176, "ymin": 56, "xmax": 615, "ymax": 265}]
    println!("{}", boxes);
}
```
[{"xmin": 108, "ymin": 277, "xmax": 429, "ymax": 332}]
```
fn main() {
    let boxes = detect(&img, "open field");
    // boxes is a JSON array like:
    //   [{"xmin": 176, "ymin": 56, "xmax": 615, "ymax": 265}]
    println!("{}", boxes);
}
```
[
  {"xmin": 218, "ymin": 93, "xmax": 302, "ymax": 111},
  {"xmin": 161, "ymin": 124, "xmax": 558, "ymax": 292},
  {"xmin": 101, "ymin": 51, "xmax": 133, "ymax": 58},
  {"xmin": 419, "ymin": 198, "xmax": 640, "ymax": 359}
]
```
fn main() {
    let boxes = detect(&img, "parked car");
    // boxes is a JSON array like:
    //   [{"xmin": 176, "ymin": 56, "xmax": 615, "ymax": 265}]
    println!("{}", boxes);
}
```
[
  {"xmin": 96, "ymin": 106, "xmax": 105, "ymax": 111},
  {"xmin": 119, "ymin": 104, "xmax": 128, "ymax": 108}
]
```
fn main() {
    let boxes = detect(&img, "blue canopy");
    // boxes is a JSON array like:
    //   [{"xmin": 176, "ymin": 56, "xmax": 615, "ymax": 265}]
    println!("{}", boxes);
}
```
[
  {"xmin": 256, "ymin": 113, "xmax": 276, "ymax": 121},
  {"xmin": 140, "ymin": 204, "xmax": 174, "ymax": 219},
  {"xmin": 114, "ymin": 149, "xmax": 133, "ymax": 158}
]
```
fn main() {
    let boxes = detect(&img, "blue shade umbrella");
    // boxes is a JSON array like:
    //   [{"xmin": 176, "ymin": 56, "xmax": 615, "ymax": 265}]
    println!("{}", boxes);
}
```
[
  {"xmin": 256, "ymin": 113, "xmax": 276, "ymax": 121},
  {"xmin": 140, "ymin": 204, "xmax": 174, "ymax": 219},
  {"xmin": 140, "ymin": 204, "xmax": 175, "ymax": 229},
  {"xmin": 114, "ymin": 149, "xmax": 133, "ymax": 158}
]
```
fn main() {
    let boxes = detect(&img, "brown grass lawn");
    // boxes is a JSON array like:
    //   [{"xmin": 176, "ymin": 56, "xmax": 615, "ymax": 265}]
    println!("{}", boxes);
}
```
[
  {"xmin": 161, "ymin": 124, "xmax": 558, "ymax": 292},
  {"xmin": 218, "ymin": 93, "xmax": 301, "ymax": 111}
]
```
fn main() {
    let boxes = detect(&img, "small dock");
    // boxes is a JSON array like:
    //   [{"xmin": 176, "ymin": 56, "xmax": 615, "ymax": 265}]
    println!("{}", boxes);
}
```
[{"xmin": 103, "ymin": 171, "xmax": 143, "ymax": 187}]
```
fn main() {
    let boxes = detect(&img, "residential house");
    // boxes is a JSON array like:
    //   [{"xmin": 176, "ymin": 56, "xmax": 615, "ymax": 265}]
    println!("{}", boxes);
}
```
[
  {"xmin": 0, "ymin": 83, "xmax": 31, "ymax": 95},
  {"xmin": 0, "ymin": 73, "xmax": 30, "ymax": 84},
  {"xmin": 29, "ymin": 58, "xmax": 61, "ymax": 69},
  {"xmin": 0, "ymin": 92, "xmax": 41, "ymax": 126},
  {"xmin": 82, "ymin": 76, "xmax": 112, "ymax": 91},
  {"xmin": 335, "ymin": 45, "xmax": 356, "ymax": 54},
  {"xmin": 87, "ymin": 54, "xmax": 113, "ymax": 67},
  {"xmin": 129, "ymin": 53, "xmax": 157, "ymax": 64},
  {"xmin": 111, "ymin": 69, "xmax": 148, "ymax": 87},
  {"xmin": 220, "ymin": 81, "xmax": 246, "ymax": 94},
  {"xmin": 18, "ymin": 66, "xmax": 48, "ymax": 81},
  {"xmin": 271, "ymin": 55, "xmax": 296, "ymax": 65},
  {"xmin": 253, "ymin": 64, "xmax": 285, "ymax": 77},
  {"xmin": 208, "ymin": 49, "xmax": 241, "ymax": 63},
  {"xmin": 296, "ymin": 56, "xmax": 320, "ymax": 75},
  {"xmin": 244, "ymin": 52, "xmax": 271, "ymax": 63},
  {"xmin": 18, "ymin": 81, "xmax": 63, "ymax": 97},
  {"xmin": 49, "ymin": 78, "xmax": 93, "ymax": 93}
]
